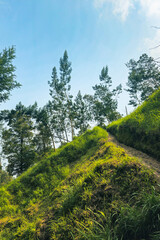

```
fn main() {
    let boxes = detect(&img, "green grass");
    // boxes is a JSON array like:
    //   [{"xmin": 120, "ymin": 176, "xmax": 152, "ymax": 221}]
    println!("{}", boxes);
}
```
[
  {"xmin": 0, "ymin": 126, "xmax": 160, "ymax": 239},
  {"xmin": 107, "ymin": 88, "xmax": 160, "ymax": 159}
]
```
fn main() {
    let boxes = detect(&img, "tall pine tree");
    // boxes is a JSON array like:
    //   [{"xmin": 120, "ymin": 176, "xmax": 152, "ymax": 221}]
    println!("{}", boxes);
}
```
[
  {"xmin": 48, "ymin": 51, "xmax": 74, "ymax": 142},
  {"xmin": 92, "ymin": 66, "xmax": 122, "ymax": 125}
]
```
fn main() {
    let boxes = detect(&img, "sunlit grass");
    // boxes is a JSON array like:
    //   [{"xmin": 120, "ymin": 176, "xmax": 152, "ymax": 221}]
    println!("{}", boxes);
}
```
[
  {"xmin": 107, "ymin": 88, "xmax": 160, "ymax": 159},
  {"xmin": 0, "ymin": 126, "xmax": 159, "ymax": 239}
]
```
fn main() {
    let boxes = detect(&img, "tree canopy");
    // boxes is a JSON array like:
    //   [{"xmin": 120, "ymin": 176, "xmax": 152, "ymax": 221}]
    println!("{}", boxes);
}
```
[
  {"xmin": 126, "ymin": 53, "xmax": 160, "ymax": 106},
  {"xmin": 0, "ymin": 46, "xmax": 21, "ymax": 103},
  {"xmin": 92, "ymin": 66, "xmax": 122, "ymax": 125},
  {"xmin": 2, "ymin": 103, "xmax": 36, "ymax": 176}
]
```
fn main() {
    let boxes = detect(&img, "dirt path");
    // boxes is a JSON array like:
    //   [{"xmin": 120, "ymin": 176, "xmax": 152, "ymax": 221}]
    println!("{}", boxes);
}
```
[{"xmin": 108, "ymin": 133, "xmax": 160, "ymax": 183}]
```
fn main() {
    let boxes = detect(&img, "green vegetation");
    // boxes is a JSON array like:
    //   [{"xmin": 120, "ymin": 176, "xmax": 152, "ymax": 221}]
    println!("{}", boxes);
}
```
[
  {"xmin": 0, "ymin": 127, "xmax": 159, "ymax": 239},
  {"xmin": 0, "ymin": 46, "xmax": 21, "ymax": 104},
  {"xmin": 0, "ymin": 167, "xmax": 12, "ymax": 186},
  {"xmin": 1, "ymin": 48, "xmax": 160, "ymax": 239},
  {"xmin": 126, "ymin": 53, "xmax": 160, "ymax": 107},
  {"xmin": 107, "ymin": 88, "xmax": 160, "ymax": 159},
  {"xmin": 91, "ymin": 65, "xmax": 122, "ymax": 125},
  {"xmin": 1, "ymin": 51, "xmax": 123, "ymax": 175},
  {"xmin": 1, "ymin": 102, "xmax": 38, "ymax": 176}
]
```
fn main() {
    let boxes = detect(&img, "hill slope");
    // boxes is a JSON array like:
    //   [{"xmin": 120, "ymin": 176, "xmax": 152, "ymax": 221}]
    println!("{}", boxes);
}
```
[
  {"xmin": 107, "ymin": 89, "xmax": 160, "ymax": 160},
  {"xmin": 0, "ymin": 127, "xmax": 160, "ymax": 240},
  {"xmin": 107, "ymin": 133, "xmax": 160, "ymax": 183}
]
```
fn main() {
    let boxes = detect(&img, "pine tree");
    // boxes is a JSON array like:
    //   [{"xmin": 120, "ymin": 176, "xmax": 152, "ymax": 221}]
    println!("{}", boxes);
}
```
[
  {"xmin": 74, "ymin": 91, "xmax": 91, "ymax": 134},
  {"xmin": 2, "ymin": 103, "xmax": 36, "ymax": 176},
  {"xmin": 59, "ymin": 50, "xmax": 74, "ymax": 140},
  {"xmin": 0, "ymin": 46, "xmax": 21, "ymax": 103},
  {"xmin": 48, "ymin": 66, "xmax": 68, "ymax": 143},
  {"xmin": 48, "ymin": 51, "xmax": 74, "ymax": 142},
  {"xmin": 34, "ymin": 106, "xmax": 53, "ymax": 154},
  {"xmin": 126, "ymin": 53, "xmax": 160, "ymax": 106},
  {"xmin": 92, "ymin": 66, "xmax": 122, "ymax": 125}
]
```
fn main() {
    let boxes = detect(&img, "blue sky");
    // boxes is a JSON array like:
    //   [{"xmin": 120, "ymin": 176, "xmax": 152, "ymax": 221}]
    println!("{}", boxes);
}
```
[{"xmin": 0, "ymin": 0, "xmax": 160, "ymax": 115}]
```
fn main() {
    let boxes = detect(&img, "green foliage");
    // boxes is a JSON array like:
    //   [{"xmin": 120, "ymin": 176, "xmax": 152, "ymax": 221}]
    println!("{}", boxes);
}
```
[
  {"xmin": 92, "ymin": 66, "xmax": 122, "ymax": 125},
  {"xmin": 74, "ymin": 91, "xmax": 91, "ymax": 135},
  {"xmin": 3, "ymin": 127, "xmax": 107, "ymax": 206},
  {"xmin": 0, "ymin": 46, "xmax": 21, "ymax": 103},
  {"xmin": 48, "ymin": 57, "xmax": 122, "ymax": 145},
  {"xmin": 58, "ymin": 127, "xmax": 108, "ymax": 163},
  {"xmin": 0, "ymin": 187, "xmax": 17, "ymax": 218},
  {"xmin": 48, "ymin": 50, "xmax": 74, "ymax": 143},
  {"xmin": 2, "ymin": 103, "xmax": 36, "ymax": 176},
  {"xmin": 75, "ymin": 190, "xmax": 160, "ymax": 240},
  {"xmin": 116, "ymin": 189, "xmax": 160, "ymax": 239},
  {"xmin": 0, "ymin": 169, "xmax": 12, "ymax": 186},
  {"xmin": 33, "ymin": 106, "xmax": 53, "ymax": 154},
  {"xmin": 107, "ymin": 88, "xmax": 160, "ymax": 159},
  {"xmin": 0, "ymin": 127, "xmax": 159, "ymax": 239},
  {"xmin": 75, "ymin": 210, "xmax": 118, "ymax": 240},
  {"xmin": 126, "ymin": 53, "xmax": 160, "ymax": 106}
]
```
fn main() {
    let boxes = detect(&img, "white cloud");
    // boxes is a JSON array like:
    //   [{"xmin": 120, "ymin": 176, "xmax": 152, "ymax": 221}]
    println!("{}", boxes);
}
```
[
  {"xmin": 93, "ymin": 0, "xmax": 160, "ymax": 21},
  {"xmin": 140, "ymin": 0, "xmax": 160, "ymax": 18},
  {"xmin": 139, "ymin": 1, "xmax": 160, "ymax": 58},
  {"xmin": 93, "ymin": 0, "xmax": 134, "ymax": 21},
  {"xmin": 93, "ymin": 0, "xmax": 160, "ymax": 58},
  {"xmin": 112, "ymin": 0, "xmax": 134, "ymax": 21}
]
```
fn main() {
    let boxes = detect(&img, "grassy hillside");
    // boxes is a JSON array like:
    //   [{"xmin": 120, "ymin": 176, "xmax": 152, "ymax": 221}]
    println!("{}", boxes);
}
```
[
  {"xmin": 107, "ymin": 89, "xmax": 160, "ymax": 160},
  {"xmin": 0, "ymin": 127, "xmax": 160, "ymax": 240}
]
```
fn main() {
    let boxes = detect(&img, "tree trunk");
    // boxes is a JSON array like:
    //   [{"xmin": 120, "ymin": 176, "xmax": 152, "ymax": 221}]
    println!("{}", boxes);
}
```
[
  {"xmin": 70, "ymin": 118, "xmax": 74, "ymax": 141},
  {"xmin": 51, "ymin": 134, "xmax": 56, "ymax": 151},
  {"xmin": 20, "ymin": 135, "xmax": 23, "ymax": 174}
]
